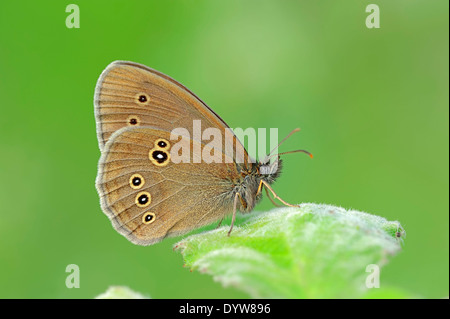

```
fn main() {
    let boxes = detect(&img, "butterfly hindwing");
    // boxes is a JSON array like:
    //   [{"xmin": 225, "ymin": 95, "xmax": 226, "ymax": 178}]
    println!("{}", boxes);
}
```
[{"xmin": 96, "ymin": 127, "xmax": 237, "ymax": 245}]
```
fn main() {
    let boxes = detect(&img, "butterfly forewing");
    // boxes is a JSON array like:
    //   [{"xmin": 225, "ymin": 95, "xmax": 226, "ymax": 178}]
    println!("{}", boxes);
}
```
[{"xmin": 94, "ymin": 61, "xmax": 249, "ymax": 165}]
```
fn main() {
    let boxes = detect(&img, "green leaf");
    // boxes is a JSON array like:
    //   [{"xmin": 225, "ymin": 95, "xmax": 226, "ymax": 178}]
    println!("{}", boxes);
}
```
[
  {"xmin": 95, "ymin": 286, "xmax": 149, "ymax": 299},
  {"xmin": 174, "ymin": 203, "xmax": 407, "ymax": 298},
  {"xmin": 362, "ymin": 286, "xmax": 417, "ymax": 299}
]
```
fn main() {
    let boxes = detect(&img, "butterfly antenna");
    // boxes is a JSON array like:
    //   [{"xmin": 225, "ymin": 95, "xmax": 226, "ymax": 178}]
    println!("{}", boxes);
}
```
[
  {"xmin": 263, "ymin": 128, "xmax": 312, "ymax": 163},
  {"xmin": 266, "ymin": 128, "xmax": 300, "ymax": 157},
  {"xmin": 265, "ymin": 149, "xmax": 313, "ymax": 162}
]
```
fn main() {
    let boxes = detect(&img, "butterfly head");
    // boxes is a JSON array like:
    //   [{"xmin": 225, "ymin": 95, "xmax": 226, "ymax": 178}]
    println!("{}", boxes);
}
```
[
  {"xmin": 251, "ymin": 129, "xmax": 313, "ymax": 198},
  {"xmin": 257, "ymin": 157, "xmax": 283, "ymax": 184}
]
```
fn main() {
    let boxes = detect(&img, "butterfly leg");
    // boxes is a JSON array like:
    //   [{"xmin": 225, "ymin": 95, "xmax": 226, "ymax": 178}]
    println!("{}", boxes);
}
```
[
  {"xmin": 227, "ymin": 192, "xmax": 242, "ymax": 237},
  {"xmin": 256, "ymin": 180, "xmax": 280, "ymax": 207},
  {"xmin": 265, "ymin": 186, "xmax": 281, "ymax": 207},
  {"xmin": 261, "ymin": 180, "xmax": 299, "ymax": 207}
]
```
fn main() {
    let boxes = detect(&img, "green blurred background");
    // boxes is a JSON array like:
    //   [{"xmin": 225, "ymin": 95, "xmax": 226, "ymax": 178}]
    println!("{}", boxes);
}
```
[{"xmin": 0, "ymin": 0, "xmax": 448, "ymax": 298}]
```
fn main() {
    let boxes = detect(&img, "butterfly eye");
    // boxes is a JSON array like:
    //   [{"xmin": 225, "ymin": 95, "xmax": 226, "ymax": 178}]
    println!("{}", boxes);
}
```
[
  {"xmin": 149, "ymin": 149, "xmax": 170, "ymax": 167},
  {"xmin": 127, "ymin": 115, "xmax": 140, "ymax": 126},
  {"xmin": 129, "ymin": 174, "xmax": 145, "ymax": 189},
  {"xmin": 142, "ymin": 212, "xmax": 156, "ymax": 225},
  {"xmin": 155, "ymin": 138, "xmax": 170, "ymax": 149},
  {"xmin": 135, "ymin": 191, "xmax": 151, "ymax": 207}
]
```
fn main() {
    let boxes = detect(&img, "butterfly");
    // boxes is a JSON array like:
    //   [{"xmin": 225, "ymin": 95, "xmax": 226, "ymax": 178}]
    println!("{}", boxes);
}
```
[{"xmin": 94, "ymin": 61, "xmax": 312, "ymax": 245}]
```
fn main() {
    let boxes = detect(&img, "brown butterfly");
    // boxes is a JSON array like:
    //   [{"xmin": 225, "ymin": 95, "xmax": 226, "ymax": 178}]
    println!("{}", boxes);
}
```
[{"xmin": 95, "ymin": 61, "xmax": 312, "ymax": 245}]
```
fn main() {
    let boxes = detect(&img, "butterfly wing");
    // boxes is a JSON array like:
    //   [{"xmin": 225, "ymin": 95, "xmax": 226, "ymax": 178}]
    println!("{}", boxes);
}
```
[
  {"xmin": 94, "ymin": 60, "xmax": 249, "ymax": 164},
  {"xmin": 96, "ymin": 127, "xmax": 237, "ymax": 245}
]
